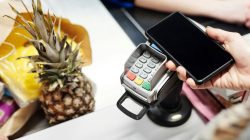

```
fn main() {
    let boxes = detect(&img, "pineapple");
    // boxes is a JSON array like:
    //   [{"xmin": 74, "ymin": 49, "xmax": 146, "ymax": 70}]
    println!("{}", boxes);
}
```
[{"xmin": 7, "ymin": 0, "xmax": 95, "ymax": 124}]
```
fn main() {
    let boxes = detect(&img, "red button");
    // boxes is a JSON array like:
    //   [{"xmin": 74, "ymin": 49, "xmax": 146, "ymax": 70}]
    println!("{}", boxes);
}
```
[{"xmin": 126, "ymin": 71, "xmax": 136, "ymax": 81}]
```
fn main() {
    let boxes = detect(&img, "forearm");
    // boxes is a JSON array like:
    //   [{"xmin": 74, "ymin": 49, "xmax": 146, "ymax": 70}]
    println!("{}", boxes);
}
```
[{"xmin": 134, "ymin": 0, "xmax": 219, "ymax": 17}]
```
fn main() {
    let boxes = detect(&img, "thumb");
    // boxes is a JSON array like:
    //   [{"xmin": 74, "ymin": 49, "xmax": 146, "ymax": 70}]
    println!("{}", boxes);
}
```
[
  {"xmin": 206, "ymin": 27, "xmax": 245, "ymax": 59},
  {"xmin": 206, "ymin": 26, "xmax": 239, "ymax": 43}
]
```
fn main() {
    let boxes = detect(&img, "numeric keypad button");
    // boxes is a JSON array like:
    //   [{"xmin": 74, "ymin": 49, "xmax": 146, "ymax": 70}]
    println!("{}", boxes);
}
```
[
  {"xmin": 135, "ymin": 62, "xmax": 143, "ymax": 68},
  {"xmin": 143, "ymin": 51, "xmax": 150, "ymax": 58},
  {"xmin": 147, "ymin": 62, "xmax": 156, "ymax": 68}
]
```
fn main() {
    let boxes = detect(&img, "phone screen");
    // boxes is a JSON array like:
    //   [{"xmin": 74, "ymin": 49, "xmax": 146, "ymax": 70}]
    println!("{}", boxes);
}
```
[{"xmin": 146, "ymin": 12, "xmax": 234, "ymax": 84}]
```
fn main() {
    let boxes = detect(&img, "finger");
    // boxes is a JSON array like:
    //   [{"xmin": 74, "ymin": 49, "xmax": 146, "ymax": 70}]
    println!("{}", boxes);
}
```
[
  {"xmin": 186, "ymin": 78, "xmax": 207, "ymax": 89},
  {"xmin": 245, "ymin": 20, "xmax": 250, "ymax": 28},
  {"xmin": 186, "ymin": 78, "xmax": 198, "ymax": 89},
  {"xmin": 206, "ymin": 26, "xmax": 244, "ymax": 60},
  {"xmin": 206, "ymin": 26, "xmax": 239, "ymax": 43},
  {"xmin": 245, "ymin": 9, "xmax": 250, "ymax": 28},
  {"xmin": 186, "ymin": 78, "xmax": 213, "ymax": 89},
  {"xmin": 166, "ymin": 60, "xmax": 177, "ymax": 71},
  {"xmin": 176, "ymin": 66, "xmax": 187, "ymax": 81}
]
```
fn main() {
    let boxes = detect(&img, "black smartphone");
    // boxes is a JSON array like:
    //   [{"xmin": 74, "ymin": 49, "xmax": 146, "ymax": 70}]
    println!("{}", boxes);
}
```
[{"xmin": 146, "ymin": 12, "xmax": 234, "ymax": 84}]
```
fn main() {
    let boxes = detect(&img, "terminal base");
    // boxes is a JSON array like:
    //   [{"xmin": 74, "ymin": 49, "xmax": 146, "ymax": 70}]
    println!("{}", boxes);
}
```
[{"xmin": 147, "ymin": 95, "xmax": 192, "ymax": 127}]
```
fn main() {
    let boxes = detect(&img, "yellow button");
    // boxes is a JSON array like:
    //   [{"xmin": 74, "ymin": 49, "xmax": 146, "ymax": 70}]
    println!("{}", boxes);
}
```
[{"xmin": 134, "ymin": 77, "xmax": 144, "ymax": 85}]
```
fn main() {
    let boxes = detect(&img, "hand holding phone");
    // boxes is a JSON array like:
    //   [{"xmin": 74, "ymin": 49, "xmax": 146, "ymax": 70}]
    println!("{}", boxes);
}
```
[
  {"xmin": 146, "ymin": 12, "xmax": 234, "ymax": 85},
  {"xmin": 167, "ymin": 26, "xmax": 250, "ymax": 90}
]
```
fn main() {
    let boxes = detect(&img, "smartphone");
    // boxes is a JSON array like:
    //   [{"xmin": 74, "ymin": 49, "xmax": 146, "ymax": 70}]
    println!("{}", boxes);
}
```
[{"xmin": 146, "ymin": 12, "xmax": 234, "ymax": 84}]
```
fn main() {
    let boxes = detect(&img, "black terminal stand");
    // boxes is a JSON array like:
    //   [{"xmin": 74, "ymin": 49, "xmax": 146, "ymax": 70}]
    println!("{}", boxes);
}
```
[
  {"xmin": 117, "ymin": 72, "xmax": 192, "ymax": 127},
  {"xmin": 147, "ymin": 74, "xmax": 192, "ymax": 127}
]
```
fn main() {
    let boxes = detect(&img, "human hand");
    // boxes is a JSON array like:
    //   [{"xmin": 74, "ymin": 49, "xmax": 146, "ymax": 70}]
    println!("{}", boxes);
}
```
[
  {"xmin": 0, "ymin": 135, "xmax": 8, "ymax": 140},
  {"xmin": 166, "ymin": 27, "xmax": 250, "ymax": 90},
  {"xmin": 210, "ymin": 0, "xmax": 250, "ymax": 28}
]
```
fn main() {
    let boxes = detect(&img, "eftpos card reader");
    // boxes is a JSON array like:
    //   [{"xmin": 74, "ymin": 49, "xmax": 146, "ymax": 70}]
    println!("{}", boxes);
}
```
[{"xmin": 117, "ymin": 42, "xmax": 192, "ymax": 127}]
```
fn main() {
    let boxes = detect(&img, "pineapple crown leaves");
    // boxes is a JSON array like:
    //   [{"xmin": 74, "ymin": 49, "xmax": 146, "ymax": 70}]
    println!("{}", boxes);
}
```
[{"xmin": 6, "ymin": 0, "xmax": 84, "ymax": 85}]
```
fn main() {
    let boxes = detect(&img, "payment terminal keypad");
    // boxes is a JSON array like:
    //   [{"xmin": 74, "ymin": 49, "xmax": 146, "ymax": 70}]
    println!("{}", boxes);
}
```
[{"xmin": 126, "ymin": 51, "xmax": 161, "ymax": 91}]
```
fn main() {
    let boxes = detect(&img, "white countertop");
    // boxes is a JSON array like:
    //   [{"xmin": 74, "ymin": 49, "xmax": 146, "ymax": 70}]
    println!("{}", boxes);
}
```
[
  {"xmin": 18, "ymin": 105, "xmax": 205, "ymax": 140},
  {"xmin": 14, "ymin": 0, "xmax": 205, "ymax": 139}
]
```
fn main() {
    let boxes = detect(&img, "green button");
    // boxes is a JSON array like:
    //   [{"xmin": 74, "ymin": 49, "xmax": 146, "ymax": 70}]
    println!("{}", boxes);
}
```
[{"xmin": 142, "ymin": 82, "xmax": 151, "ymax": 91}]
